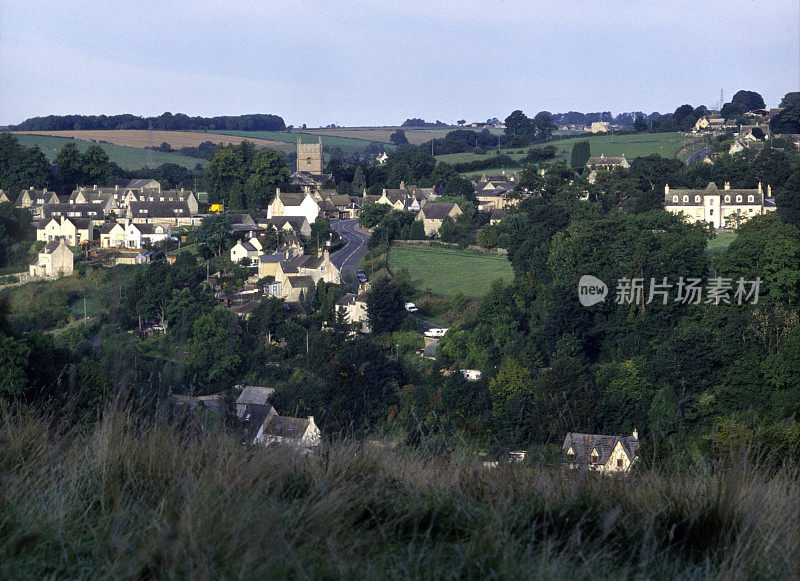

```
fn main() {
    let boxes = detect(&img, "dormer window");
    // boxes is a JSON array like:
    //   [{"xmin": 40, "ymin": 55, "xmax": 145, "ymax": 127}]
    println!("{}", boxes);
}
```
[
  {"xmin": 748, "ymin": 195, "xmax": 754, "ymax": 203},
  {"xmin": 736, "ymin": 195, "xmax": 742, "ymax": 202},
  {"xmin": 724, "ymin": 195, "xmax": 730, "ymax": 202},
  {"xmin": 672, "ymin": 195, "xmax": 678, "ymax": 203},
  {"xmin": 590, "ymin": 450, "xmax": 600, "ymax": 464},
  {"xmin": 682, "ymin": 195, "xmax": 688, "ymax": 203},
  {"xmin": 694, "ymin": 195, "xmax": 701, "ymax": 203}
]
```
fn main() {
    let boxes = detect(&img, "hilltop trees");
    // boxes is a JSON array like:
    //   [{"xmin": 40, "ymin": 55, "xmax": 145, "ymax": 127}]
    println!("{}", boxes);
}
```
[
  {"xmin": 206, "ymin": 142, "xmax": 289, "ymax": 210},
  {"xmin": 0, "ymin": 134, "xmax": 52, "ymax": 192},
  {"xmin": 570, "ymin": 141, "xmax": 591, "ymax": 169}
]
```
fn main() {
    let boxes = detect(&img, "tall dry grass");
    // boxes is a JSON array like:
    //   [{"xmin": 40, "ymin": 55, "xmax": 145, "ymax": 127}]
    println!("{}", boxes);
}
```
[{"xmin": 1, "ymin": 405, "xmax": 798, "ymax": 579}]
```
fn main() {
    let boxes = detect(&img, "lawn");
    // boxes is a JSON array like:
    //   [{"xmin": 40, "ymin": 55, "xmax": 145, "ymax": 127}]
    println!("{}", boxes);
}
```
[
  {"xmin": 389, "ymin": 244, "xmax": 514, "ymax": 298},
  {"xmin": 13, "ymin": 134, "xmax": 205, "ymax": 170},
  {"xmin": 435, "ymin": 132, "xmax": 695, "ymax": 170},
  {"xmin": 707, "ymin": 231, "xmax": 737, "ymax": 254}
]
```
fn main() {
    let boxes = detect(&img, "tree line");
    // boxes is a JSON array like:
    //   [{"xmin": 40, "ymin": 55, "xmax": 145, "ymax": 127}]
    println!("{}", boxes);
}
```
[{"xmin": 6, "ymin": 112, "xmax": 286, "ymax": 132}]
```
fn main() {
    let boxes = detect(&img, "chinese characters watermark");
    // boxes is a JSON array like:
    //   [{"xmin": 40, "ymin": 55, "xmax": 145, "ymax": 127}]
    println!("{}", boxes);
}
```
[{"xmin": 579, "ymin": 276, "xmax": 761, "ymax": 306}]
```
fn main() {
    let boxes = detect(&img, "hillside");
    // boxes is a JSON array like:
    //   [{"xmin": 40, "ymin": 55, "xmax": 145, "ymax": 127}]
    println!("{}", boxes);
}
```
[
  {"xmin": 11, "ymin": 134, "xmax": 206, "ymax": 170},
  {"xmin": 1, "ymin": 407, "xmax": 796, "ymax": 578}
]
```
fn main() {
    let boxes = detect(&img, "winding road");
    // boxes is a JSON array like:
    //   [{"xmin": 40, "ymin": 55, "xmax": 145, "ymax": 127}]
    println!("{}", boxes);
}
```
[
  {"xmin": 330, "ymin": 219, "xmax": 370, "ymax": 277},
  {"xmin": 686, "ymin": 146, "xmax": 712, "ymax": 165}
]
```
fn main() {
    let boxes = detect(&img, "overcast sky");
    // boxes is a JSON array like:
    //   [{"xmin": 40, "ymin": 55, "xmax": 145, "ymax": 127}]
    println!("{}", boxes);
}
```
[{"xmin": 1, "ymin": 0, "xmax": 798, "ymax": 127}]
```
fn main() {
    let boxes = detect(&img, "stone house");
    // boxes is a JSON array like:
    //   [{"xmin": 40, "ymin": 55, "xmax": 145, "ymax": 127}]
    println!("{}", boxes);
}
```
[
  {"xmin": 252, "ymin": 406, "xmax": 321, "ymax": 450},
  {"xmin": 125, "ymin": 222, "xmax": 171, "ymax": 248},
  {"xmin": 267, "ymin": 190, "xmax": 320, "ymax": 224},
  {"xmin": 474, "ymin": 179, "xmax": 517, "ymax": 211},
  {"xmin": 590, "ymin": 121, "xmax": 610, "ymax": 133},
  {"xmin": 416, "ymin": 202, "xmax": 463, "ymax": 236},
  {"xmin": 337, "ymin": 284, "xmax": 370, "ymax": 332},
  {"xmin": 230, "ymin": 237, "xmax": 263, "ymax": 265},
  {"xmin": 267, "ymin": 215, "xmax": 312, "ymax": 238},
  {"xmin": 41, "ymin": 203, "xmax": 105, "ymax": 226},
  {"xmin": 99, "ymin": 222, "xmax": 126, "ymax": 247},
  {"xmin": 272, "ymin": 249, "xmax": 340, "ymax": 301},
  {"xmin": 126, "ymin": 201, "xmax": 199, "ymax": 227},
  {"xmin": 29, "ymin": 239, "xmax": 73, "ymax": 278},
  {"xmin": 235, "ymin": 386, "xmax": 276, "ymax": 419},
  {"xmin": 562, "ymin": 430, "xmax": 640, "ymax": 473},
  {"xmin": 37, "ymin": 216, "xmax": 93, "ymax": 246},
  {"xmin": 664, "ymin": 181, "xmax": 776, "ymax": 229},
  {"xmin": 15, "ymin": 187, "xmax": 60, "ymax": 210},
  {"xmin": 0, "ymin": 190, "xmax": 9, "ymax": 203}
]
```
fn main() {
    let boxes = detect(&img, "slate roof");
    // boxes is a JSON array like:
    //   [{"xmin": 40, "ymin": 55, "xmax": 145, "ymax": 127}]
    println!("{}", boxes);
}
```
[
  {"xmin": 327, "ymin": 194, "xmax": 352, "ymax": 207},
  {"xmin": 277, "ymin": 193, "xmax": 308, "ymax": 207},
  {"xmin": 419, "ymin": 202, "xmax": 459, "ymax": 220},
  {"xmin": 269, "ymin": 216, "xmax": 309, "ymax": 231},
  {"xmin": 128, "ymin": 201, "xmax": 191, "ymax": 218},
  {"xmin": 43, "ymin": 240, "xmax": 65, "ymax": 253},
  {"xmin": 260, "ymin": 252, "xmax": 288, "ymax": 263},
  {"xmin": 261, "ymin": 413, "xmax": 310, "ymax": 440},
  {"xmin": 115, "ymin": 178, "xmax": 160, "ymax": 189},
  {"xmin": 41, "ymin": 203, "xmax": 104, "ymax": 221},
  {"xmin": 587, "ymin": 156, "xmax": 627, "ymax": 166},
  {"xmin": 131, "ymin": 223, "xmax": 168, "ymax": 235},
  {"xmin": 666, "ymin": 182, "xmax": 765, "ymax": 206},
  {"xmin": 286, "ymin": 275, "xmax": 314, "ymax": 288},
  {"xmin": 562, "ymin": 432, "xmax": 640, "ymax": 466},
  {"xmin": 237, "ymin": 386, "xmax": 275, "ymax": 407},
  {"xmin": 227, "ymin": 213, "xmax": 255, "ymax": 225}
]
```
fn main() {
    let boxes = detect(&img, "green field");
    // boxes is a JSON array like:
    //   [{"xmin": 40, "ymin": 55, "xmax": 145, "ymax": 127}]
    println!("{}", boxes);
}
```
[
  {"xmin": 436, "ymin": 132, "xmax": 694, "ymax": 169},
  {"xmin": 389, "ymin": 244, "xmax": 514, "ymax": 298},
  {"xmin": 707, "ymin": 231, "xmax": 737, "ymax": 254},
  {"xmin": 13, "ymin": 134, "xmax": 205, "ymax": 170},
  {"xmin": 191, "ymin": 130, "xmax": 383, "ymax": 153}
]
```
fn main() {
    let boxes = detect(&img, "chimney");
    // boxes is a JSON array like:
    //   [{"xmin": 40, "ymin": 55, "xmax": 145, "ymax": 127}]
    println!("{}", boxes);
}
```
[
  {"xmin": 665, "ymin": 184, "xmax": 670, "ymax": 195},
  {"xmin": 767, "ymin": 184, "xmax": 772, "ymax": 197},
  {"xmin": 724, "ymin": 182, "xmax": 730, "ymax": 190},
  {"xmin": 758, "ymin": 182, "xmax": 763, "ymax": 195},
  {"xmin": 632, "ymin": 428, "xmax": 639, "ymax": 440},
  {"xmin": 93, "ymin": 185, "xmax": 97, "ymax": 190},
  {"xmin": 317, "ymin": 246, "xmax": 323, "ymax": 258},
  {"xmin": 400, "ymin": 181, "xmax": 405, "ymax": 190}
]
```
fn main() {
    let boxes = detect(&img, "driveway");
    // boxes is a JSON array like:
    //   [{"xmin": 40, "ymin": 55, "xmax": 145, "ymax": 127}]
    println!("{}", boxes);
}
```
[{"xmin": 330, "ymin": 219, "xmax": 370, "ymax": 277}]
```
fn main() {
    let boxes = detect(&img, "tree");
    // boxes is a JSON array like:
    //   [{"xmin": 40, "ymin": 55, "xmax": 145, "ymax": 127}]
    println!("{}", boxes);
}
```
[
  {"xmin": 490, "ymin": 358, "xmax": 535, "ymax": 444},
  {"xmin": 731, "ymin": 90, "xmax": 765, "ymax": 112},
  {"xmin": 504, "ymin": 110, "xmax": 532, "ymax": 139},
  {"xmin": 633, "ymin": 113, "xmax": 648, "ymax": 133},
  {"xmin": 389, "ymin": 130, "xmax": 409, "ymax": 146},
  {"xmin": 195, "ymin": 214, "xmax": 233, "ymax": 256},
  {"xmin": 780, "ymin": 92, "xmax": 800, "ymax": 108},
  {"xmin": 751, "ymin": 148, "xmax": 792, "ymax": 189},
  {"xmin": 0, "ymin": 333, "xmax": 30, "ymax": 400},
  {"xmin": 366, "ymin": 278, "xmax": 404, "ymax": 334},
  {"xmin": 0, "ymin": 134, "xmax": 52, "ymax": 192},
  {"xmin": 457, "ymin": 119, "xmax": 466, "ymax": 126},
  {"xmin": 186, "ymin": 308, "xmax": 243, "ymax": 384},
  {"xmin": 54, "ymin": 142, "xmax": 84, "ymax": 187},
  {"xmin": 81, "ymin": 145, "xmax": 113, "ymax": 185},
  {"xmin": 351, "ymin": 166, "xmax": 366, "ymax": 195},
  {"xmin": 245, "ymin": 148, "xmax": 289, "ymax": 209},
  {"xmin": 358, "ymin": 203, "xmax": 391, "ymax": 228},
  {"xmin": 776, "ymin": 171, "xmax": 800, "ymax": 227},
  {"xmin": 570, "ymin": 141, "xmax": 590, "ymax": 169},
  {"xmin": 532, "ymin": 111, "xmax": 555, "ymax": 141}
]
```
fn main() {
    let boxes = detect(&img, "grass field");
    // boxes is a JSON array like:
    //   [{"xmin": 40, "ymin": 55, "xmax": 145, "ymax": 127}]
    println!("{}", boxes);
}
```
[
  {"xmin": 195, "ymin": 129, "xmax": 382, "ymax": 153},
  {"xmin": 389, "ymin": 244, "xmax": 513, "ymax": 298},
  {"xmin": 436, "ymin": 132, "xmax": 694, "ymax": 169},
  {"xmin": 11, "ymin": 130, "xmax": 283, "ymax": 149},
  {"xmin": 707, "ymin": 231, "xmax": 737, "ymax": 254},
  {"xmin": 12, "ymin": 134, "xmax": 205, "ymax": 170}
]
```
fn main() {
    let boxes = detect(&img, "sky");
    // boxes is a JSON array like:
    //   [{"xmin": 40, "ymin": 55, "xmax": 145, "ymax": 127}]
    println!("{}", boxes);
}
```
[{"xmin": 1, "ymin": 0, "xmax": 798, "ymax": 127}]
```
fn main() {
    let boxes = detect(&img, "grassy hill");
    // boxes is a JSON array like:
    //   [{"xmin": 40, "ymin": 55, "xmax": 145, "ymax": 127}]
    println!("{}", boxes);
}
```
[
  {"xmin": 436, "ymin": 132, "xmax": 696, "ymax": 171},
  {"xmin": 192, "ymin": 129, "xmax": 386, "ymax": 153},
  {"xmin": 389, "ymin": 243, "xmax": 513, "ymax": 298},
  {"xmin": 12, "ymin": 134, "xmax": 205, "ymax": 170},
  {"xmin": 1, "ymin": 407, "xmax": 796, "ymax": 578}
]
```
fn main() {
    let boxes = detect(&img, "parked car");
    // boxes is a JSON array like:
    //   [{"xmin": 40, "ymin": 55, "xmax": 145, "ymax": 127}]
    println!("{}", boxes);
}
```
[
  {"xmin": 404, "ymin": 302, "xmax": 419, "ymax": 312},
  {"xmin": 424, "ymin": 327, "xmax": 449, "ymax": 338},
  {"xmin": 356, "ymin": 269, "xmax": 367, "ymax": 283}
]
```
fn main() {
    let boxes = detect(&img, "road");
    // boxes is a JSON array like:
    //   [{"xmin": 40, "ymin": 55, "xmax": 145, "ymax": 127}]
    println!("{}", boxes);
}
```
[
  {"xmin": 686, "ymin": 146, "xmax": 712, "ymax": 165},
  {"xmin": 330, "ymin": 219, "xmax": 370, "ymax": 277}
]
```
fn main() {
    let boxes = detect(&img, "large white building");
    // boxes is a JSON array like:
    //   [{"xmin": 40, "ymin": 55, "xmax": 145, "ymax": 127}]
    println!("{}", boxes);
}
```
[{"xmin": 664, "ymin": 181, "xmax": 776, "ymax": 229}]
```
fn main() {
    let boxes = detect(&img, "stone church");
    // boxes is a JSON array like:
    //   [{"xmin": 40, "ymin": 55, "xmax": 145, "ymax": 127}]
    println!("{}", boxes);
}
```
[{"xmin": 289, "ymin": 137, "xmax": 332, "ymax": 192}]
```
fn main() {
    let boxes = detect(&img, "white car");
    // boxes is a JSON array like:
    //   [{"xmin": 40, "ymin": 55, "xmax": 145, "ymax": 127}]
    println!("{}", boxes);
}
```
[
  {"xmin": 424, "ymin": 327, "xmax": 448, "ymax": 338},
  {"xmin": 404, "ymin": 302, "xmax": 419, "ymax": 312}
]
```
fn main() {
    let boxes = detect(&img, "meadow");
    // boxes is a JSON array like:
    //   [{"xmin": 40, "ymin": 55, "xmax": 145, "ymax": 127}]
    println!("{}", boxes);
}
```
[
  {"xmin": 389, "ymin": 243, "xmax": 514, "ymax": 298},
  {"xmin": 436, "ymin": 132, "xmax": 696, "ymax": 168},
  {"xmin": 707, "ymin": 231, "xmax": 738, "ymax": 254},
  {"xmin": 12, "ymin": 134, "xmax": 205, "ymax": 171},
  {"xmin": 194, "ymin": 129, "xmax": 382, "ymax": 153},
  {"xmin": 0, "ymin": 406, "xmax": 797, "ymax": 579},
  {"xmin": 11, "ymin": 130, "xmax": 283, "ymax": 149}
]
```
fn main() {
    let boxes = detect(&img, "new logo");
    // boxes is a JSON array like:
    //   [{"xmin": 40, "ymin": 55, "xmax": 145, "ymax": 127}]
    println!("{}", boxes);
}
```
[{"xmin": 578, "ymin": 275, "xmax": 608, "ymax": 306}]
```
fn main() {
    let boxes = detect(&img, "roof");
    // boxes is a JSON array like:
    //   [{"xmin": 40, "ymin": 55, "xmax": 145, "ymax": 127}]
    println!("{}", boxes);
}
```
[
  {"xmin": 269, "ymin": 216, "xmax": 309, "ymax": 230},
  {"xmin": 41, "ymin": 203, "xmax": 104, "ymax": 221},
  {"xmin": 562, "ymin": 432, "xmax": 640, "ymax": 466},
  {"xmin": 237, "ymin": 386, "xmax": 276, "ymax": 407},
  {"xmin": 99, "ymin": 222, "xmax": 121, "ymax": 234},
  {"xmin": 327, "ymin": 194, "xmax": 352, "ymax": 207},
  {"xmin": 260, "ymin": 252, "xmax": 288, "ymax": 263},
  {"xmin": 586, "ymin": 156, "xmax": 627, "ymax": 166},
  {"xmin": 286, "ymin": 275, "xmax": 314, "ymax": 288},
  {"xmin": 226, "ymin": 213, "xmax": 255, "ymax": 225},
  {"xmin": 276, "ymin": 193, "xmax": 308, "ymax": 207},
  {"xmin": 419, "ymin": 202, "xmax": 459, "ymax": 220},
  {"xmin": 42, "ymin": 240, "xmax": 66, "ymax": 253},
  {"xmin": 260, "ymin": 413, "xmax": 310, "ymax": 440},
  {"xmin": 422, "ymin": 342, "xmax": 439, "ymax": 358},
  {"xmin": 128, "ymin": 201, "xmax": 191, "ymax": 218},
  {"xmin": 131, "ymin": 223, "xmax": 168, "ymax": 235},
  {"xmin": 115, "ymin": 178, "xmax": 160, "ymax": 189}
]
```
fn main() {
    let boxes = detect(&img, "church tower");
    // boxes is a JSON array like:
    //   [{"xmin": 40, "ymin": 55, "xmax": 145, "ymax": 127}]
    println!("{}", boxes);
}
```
[{"xmin": 297, "ymin": 137, "xmax": 323, "ymax": 174}]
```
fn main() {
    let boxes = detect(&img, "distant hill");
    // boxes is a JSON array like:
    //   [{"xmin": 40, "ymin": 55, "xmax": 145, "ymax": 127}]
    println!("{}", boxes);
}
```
[{"xmin": 6, "ymin": 112, "xmax": 285, "ymax": 132}]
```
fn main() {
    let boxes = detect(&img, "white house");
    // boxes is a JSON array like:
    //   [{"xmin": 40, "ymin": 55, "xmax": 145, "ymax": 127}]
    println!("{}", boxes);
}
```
[
  {"xmin": 125, "ymin": 222, "xmax": 171, "ymax": 249},
  {"xmin": 253, "ymin": 406, "xmax": 321, "ymax": 451},
  {"xmin": 267, "ymin": 190, "xmax": 320, "ymax": 224},
  {"xmin": 29, "ymin": 239, "xmax": 74, "ymax": 278},
  {"xmin": 230, "ymin": 237, "xmax": 263, "ymax": 265},
  {"xmin": 37, "ymin": 216, "xmax": 93, "ymax": 246},
  {"xmin": 99, "ymin": 222, "xmax": 126, "ymax": 248}
]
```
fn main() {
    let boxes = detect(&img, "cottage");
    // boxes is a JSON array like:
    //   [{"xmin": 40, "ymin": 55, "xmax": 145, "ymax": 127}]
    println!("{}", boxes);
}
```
[
  {"xmin": 562, "ymin": 430, "xmax": 640, "ymax": 473},
  {"xmin": 664, "ymin": 181, "xmax": 776, "ymax": 229},
  {"xmin": 126, "ymin": 201, "xmax": 198, "ymax": 226},
  {"xmin": 99, "ymin": 222, "xmax": 126, "ymax": 247},
  {"xmin": 274, "ymin": 248, "xmax": 340, "ymax": 291},
  {"xmin": 236, "ymin": 386, "xmax": 276, "ymax": 419},
  {"xmin": 15, "ymin": 187, "xmax": 60, "ymax": 210},
  {"xmin": 29, "ymin": 239, "xmax": 73, "ymax": 278},
  {"xmin": 590, "ymin": 121, "xmax": 610, "ymax": 133},
  {"xmin": 125, "ymin": 222, "xmax": 171, "ymax": 249},
  {"xmin": 37, "ymin": 216, "xmax": 94, "ymax": 246},
  {"xmin": 337, "ymin": 285, "xmax": 370, "ymax": 332},
  {"xmin": 267, "ymin": 190, "xmax": 320, "ymax": 224},
  {"xmin": 230, "ymin": 237, "xmax": 263, "ymax": 265},
  {"xmin": 0, "ymin": 190, "xmax": 9, "ymax": 204},
  {"xmin": 253, "ymin": 406, "xmax": 321, "ymax": 451},
  {"xmin": 416, "ymin": 202, "xmax": 463, "ymax": 236}
]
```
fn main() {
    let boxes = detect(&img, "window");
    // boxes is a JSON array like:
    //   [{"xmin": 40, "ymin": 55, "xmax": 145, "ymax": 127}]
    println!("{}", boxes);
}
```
[
  {"xmin": 736, "ymin": 195, "xmax": 742, "ymax": 202},
  {"xmin": 590, "ymin": 450, "xmax": 599, "ymax": 464},
  {"xmin": 617, "ymin": 458, "xmax": 624, "ymax": 468},
  {"xmin": 724, "ymin": 195, "xmax": 730, "ymax": 202},
  {"xmin": 709, "ymin": 209, "xmax": 714, "ymax": 216},
  {"xmin": 694, "ymin": 195, "xmax": 701, "ymax": 203},
  {"xmin": 748, "ymin": 195, "xmax": 754, "ymax": 203},
  {"xmin": 682, "ymin": 195, "xmax": 689, "ymax": 202},
  {"xmin": 306, "ymin": 157, "xmax": 311, "ymax": 166}
]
